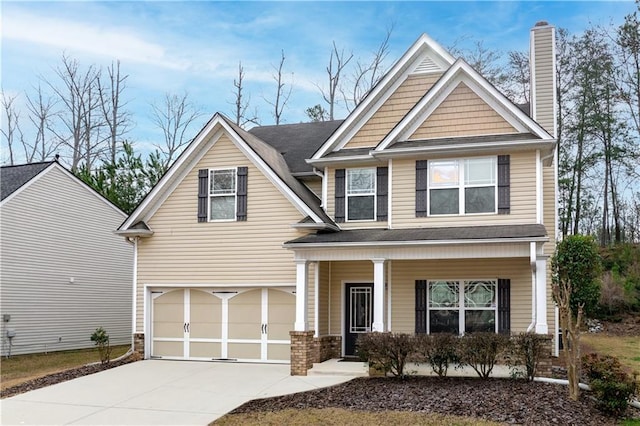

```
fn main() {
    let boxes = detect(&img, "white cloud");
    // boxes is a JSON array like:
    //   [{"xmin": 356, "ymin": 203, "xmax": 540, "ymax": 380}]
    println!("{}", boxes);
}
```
[{"xmin": 3, "ymin": 11, "xmax": 189, "ymax": 71}]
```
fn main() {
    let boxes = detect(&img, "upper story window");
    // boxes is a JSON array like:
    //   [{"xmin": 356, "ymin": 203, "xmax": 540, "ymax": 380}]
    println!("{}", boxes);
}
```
[
  {"xmin": 209, "ymin": 168, "xmax": 237, "ymax": 220},
  {"xmin": 429, "ymin": 157, "xmax": 496, "ymax": 215},
  {"xmin": 346, "ymin": 168, "xmax": 376, "ymax": 221}
]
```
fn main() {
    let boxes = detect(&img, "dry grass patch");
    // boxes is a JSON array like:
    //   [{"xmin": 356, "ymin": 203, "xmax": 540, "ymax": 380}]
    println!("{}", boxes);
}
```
[
  {"xmin": 1, "ymin": 345, "xmax": 129, "ymax": 390},
  {"xmin": 212, "ymin": 408, "xmax": 502, "ymax": 426},
  {"xmin": 581, "ymin": 334, "xmax": 640, "ymax": 373}
]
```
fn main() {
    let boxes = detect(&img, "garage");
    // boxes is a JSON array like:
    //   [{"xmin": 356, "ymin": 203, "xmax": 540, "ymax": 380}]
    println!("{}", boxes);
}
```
[{"xmin": 150, "ymin": 287, "xmax": 295, "ymax": 363}]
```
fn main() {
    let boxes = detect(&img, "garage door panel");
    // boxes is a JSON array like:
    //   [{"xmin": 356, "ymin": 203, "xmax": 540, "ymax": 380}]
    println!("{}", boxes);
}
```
[
  {"xmin": 268, "ymin": 289, "xmax": 295, "ymax": 341},
  {"xmin": 229, "ymin": 323, "xmax": 260, "ymax": 339},
  {"xmin": 228, "ymin": 290, "xmax": 261, "ymax": 340},
  {"xmin": 153, "ymin": 341, "xmax": 183, "ymax": 357},
  {"xmin": 228, "ymin": 343, "xmax": 261, "ymax": 360},
  {"xmin": 190, "ymin": 342, "xmax": 221, "ymax": 358},
  {"xmin": 267, "ymin": 344, "xmax": 290, "ymax": 361},
  {"xmin": 190, "ymin": 291, "xmax": 222, "ymax": 339},
  {"xmin": 267, "ymin": 324, "xmax": 292, "ymax": 340},
  {"xmin": 153, "ymin": 322, "xmax": 185, "ymax": 338}
]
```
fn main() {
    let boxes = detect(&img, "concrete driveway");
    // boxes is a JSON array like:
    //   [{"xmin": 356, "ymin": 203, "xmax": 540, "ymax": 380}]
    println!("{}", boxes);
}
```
[{"xmin": 0, "ymin": 360, "xmax": 355, "ymax": 425}]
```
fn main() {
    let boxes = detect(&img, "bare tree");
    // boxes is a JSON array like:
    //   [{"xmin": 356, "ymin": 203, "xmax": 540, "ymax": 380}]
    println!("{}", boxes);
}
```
[
  {"xmin": 25, "ymin": 84, "xmax": 59, "ymax": 162},
  {"xmin": 504, "ymin": 51, "xmax": 530, "ymax": 104},
  {"xmin": 305, "ymin": 104, "xmax": 329, "ymax": 122},
  {"xmin": 230, "ymin": 62, "xmax": 259, "ymax": 128},
  {"xmin": 316, "ymin": 42, "xmax": 353, "ymax": 120},
  {"xmin": 264, "ymin": 50, "xmax": 293, "ymax": 125},
  {"xmin": 46, "ymin": 54, "xmax": 105, "ymax": 171},
  {"xmin": 1, "ymin": 92, "xmax": 23, "ymax": 165},
  {"xmin": 449, "ymin": 38, "xmax": 508, "ymax": 91},
  {"xmin": 150, "ymin": 92, "xmax": 202, "ymax": 169},
  {"xmin": 98, "ymin": 60, "xmax": 131, "ymax": 165},
  {"xmin": 342, "ymin": 27, "xmax": 393, "ymax": 112}
]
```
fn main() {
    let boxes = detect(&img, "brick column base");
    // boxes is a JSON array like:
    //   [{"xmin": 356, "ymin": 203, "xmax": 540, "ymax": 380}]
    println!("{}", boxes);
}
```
[
  {"xmin": 290, "ymin": 331, "xmax": 315, "ymax": 376},
  {"xmin": 313, "ymin": 336, "xmax": 342, "ymax": 363},
  {"xmin": 133, "ymin": 333, "xmax": 145, "ymax": 357},
  {"xmin": 536, "ymin": 334, "xmax": 554, "ymax": 378}
]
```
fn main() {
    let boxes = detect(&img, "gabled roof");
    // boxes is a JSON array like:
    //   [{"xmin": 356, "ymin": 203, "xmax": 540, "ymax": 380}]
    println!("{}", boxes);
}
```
[
  {"xmin": 249, "ymin": 120, "xmax": 343, "ymax": 175},
  {"xmin": 119, "ymin": 114, "xmax": 337, "ymax": 233},
  {"xmin": 311, "ymin": 33, "xmax": 455, "ymax": 160},
  {"xmin": 1, "ymin": 161, "xmax": 54, "ymax": 201}
]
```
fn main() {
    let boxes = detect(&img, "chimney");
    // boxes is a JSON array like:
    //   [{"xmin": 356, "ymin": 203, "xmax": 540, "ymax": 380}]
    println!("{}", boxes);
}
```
[{"xmin": 530, "ymin": 21, "xmax": 557, "ymax": 138}]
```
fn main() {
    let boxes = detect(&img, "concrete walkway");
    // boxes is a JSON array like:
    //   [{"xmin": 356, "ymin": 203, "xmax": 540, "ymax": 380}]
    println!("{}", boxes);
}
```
[{"xmin": 0, "ymin": 360, "xmax": 356, "ymax": 425}]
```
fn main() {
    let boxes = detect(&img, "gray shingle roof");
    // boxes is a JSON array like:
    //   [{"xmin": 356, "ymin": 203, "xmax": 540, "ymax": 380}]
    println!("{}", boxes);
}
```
[
  {"xmin": 285, "ymin": 224, "xmax": 548, "ymax": 245},
  {"xmin": 222, "ymin": 116, "xmax": 336, "ymax": 226},
  {"xmin": 248, "ymin": 120, "xmax": 343, "ymax": 174},
  {"xmin": 1, "ymin": 161, "xmax": 54, "ymax": 201}
]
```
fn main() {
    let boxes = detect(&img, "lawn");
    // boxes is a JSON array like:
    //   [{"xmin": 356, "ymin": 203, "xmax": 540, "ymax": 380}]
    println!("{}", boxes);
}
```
[
  {"xmin": 1, "ymin": 345, "xmax": 129, "ymax": 391},
  {"xmin": 581, "ymin": 334, "xmax": 640, "ymax": 374}
]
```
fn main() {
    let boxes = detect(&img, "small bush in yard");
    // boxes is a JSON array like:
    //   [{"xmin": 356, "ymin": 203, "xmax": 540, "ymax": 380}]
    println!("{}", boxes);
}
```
[
  {"xmin": 582, "ymin": 353, "xmax": 638, "ymax": 416},
  {"xmin": 509, "ymin": 332, "xmax": 549, "ymax": 381},
  {"xmin": 357, "ymin": 332, "xmax": 414, "ymax": 377},
  {"xmin": 458, "ymin": 332, "xmax": 509, "ymax": 379},
  {"xmin": 414, "ymin": 333, "xmax": 459, "ymax": 377},
  {"xmin": 90, "ymin": 327, "xmax": 111, "ymax": 364}
]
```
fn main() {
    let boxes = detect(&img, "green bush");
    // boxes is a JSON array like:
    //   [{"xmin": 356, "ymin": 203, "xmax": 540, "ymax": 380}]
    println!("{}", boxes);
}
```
[
  {"xmin": 509, "ymin": 332, "xmax": 549, "ymax": 381},
  {"xmin": 458, "ymin": 332, "xmax": 509, "ymax": 379},
  {"xmin": 582, "ymin": 353, "xmax": 638, "ymax": 416},
  {"xmin": 357, "ymin": 332, "xmax": 413, "ymax": 377},
  {"xmin": 90, "ymin": 327, "xmax": 111, "ymax": 364},
  {"xmin": 414, "ymin": 333, "xmax": 459, "ymax": 377}
]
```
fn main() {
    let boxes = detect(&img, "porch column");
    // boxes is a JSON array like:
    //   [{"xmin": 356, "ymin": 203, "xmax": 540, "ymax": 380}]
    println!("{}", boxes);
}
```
[
  {"xmin": 535, "ymin": 257, "xmax": 549, "ymax": 334},
  {"xmin": 372, "ymin": 258, "xmax": 385, "ymax": 332},
  {"xmin": 294, "ymin": 260, "xmax": 309, "ymax": 331}
]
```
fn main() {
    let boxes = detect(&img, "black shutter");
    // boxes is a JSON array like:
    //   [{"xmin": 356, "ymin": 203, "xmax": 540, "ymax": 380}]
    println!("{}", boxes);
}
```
[
  {"xmin": 236, "ymin": 167, "xmax": 248, "ymax": 221},
  {"xmin": 497, "ymin": 278, "xmax": 511, "ymax": 335},
  {"xmin": 415, "ymin": 280, "xmax": 427, "ymax": 334},
  {"xmin": 335, "ymin": 169, "xmax": 345, "ymax": 223},
  {"xmin": 498, "ymin": 155, "xmax": 510, "ymax": 214},
  {"xmin": 376, "ymin": 167, "xmax": 388, "ymax": 221},
  {"xmin": 197, "ymin": 169, "xmax": 208, "ymax": 222},
  {"xmin": 416, "ymin": 160, "xmax": 428, "ymax": 217}
]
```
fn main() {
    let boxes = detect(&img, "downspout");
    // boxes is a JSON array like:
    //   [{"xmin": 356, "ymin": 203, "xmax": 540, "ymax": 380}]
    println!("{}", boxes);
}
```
[{"xmin": 528, "ymin": 241, "xmax": 537, "ymax": 332}]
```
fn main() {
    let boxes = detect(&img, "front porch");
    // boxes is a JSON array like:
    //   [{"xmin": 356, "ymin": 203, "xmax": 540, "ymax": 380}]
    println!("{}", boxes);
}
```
[{"xmin": 285, "ymin": 225, "xmax": 555, "ymax": 375}]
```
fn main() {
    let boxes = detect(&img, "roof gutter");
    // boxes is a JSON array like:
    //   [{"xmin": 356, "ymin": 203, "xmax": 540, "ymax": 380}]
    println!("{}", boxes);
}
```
[
  {"xmin": 290, "ymin": 222, "xmax": 340, "ymax": 232},
  {"xmin": 371, "ymin": 139, "xmax": 556, "ymax": 159},
  {"xmin": 284, "ymin": 235, "xmax": 549, "ymax": 249},
  {"xmin": 114, "ymin": 229, "xmax": 154, "ymax": 238}
]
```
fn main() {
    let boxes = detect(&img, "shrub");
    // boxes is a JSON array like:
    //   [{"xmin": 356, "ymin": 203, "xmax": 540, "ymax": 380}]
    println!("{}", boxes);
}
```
[
  {"xmin": 458, "ymin": 332, "xmax": 509, "ymax": 379},
  {"xmin": 357, "ymin": 332, "xmax": 414, "ymax": 377},
  {"xmin": 90, "ymin": 327, "xmax": 111, "ymax": 364},
  {"xmin": 509, "ymin": 332, "xmax": 549, "ymax": 381},
  {"xmin": 582, "ymin": 353, "xmax": 638, "ymax": 416},
  {"xmin": 414, "ymin": 333, "xmax": 459, "ymax": 377}
]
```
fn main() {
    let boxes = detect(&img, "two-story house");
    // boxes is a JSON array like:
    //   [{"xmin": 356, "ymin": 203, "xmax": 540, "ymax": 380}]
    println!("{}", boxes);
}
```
[{"xmin": 118, "ymin": 22, "xmax": 557, "ymax": 375}]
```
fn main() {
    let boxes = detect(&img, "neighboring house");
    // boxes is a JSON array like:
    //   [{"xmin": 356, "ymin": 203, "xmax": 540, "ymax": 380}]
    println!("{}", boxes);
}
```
[
  {"xmin": 118, "ymin": 22, "xmax": 558, "ymax": 375},
  {"xmin": 0, "ymin": 161, "xmax": 133, "ymax": 356}
]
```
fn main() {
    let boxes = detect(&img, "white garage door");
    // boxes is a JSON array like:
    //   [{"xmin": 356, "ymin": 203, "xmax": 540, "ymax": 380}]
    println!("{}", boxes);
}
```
[{"xmin": 150, "ymin": 287, "xmax": 295, "ymax": 363}]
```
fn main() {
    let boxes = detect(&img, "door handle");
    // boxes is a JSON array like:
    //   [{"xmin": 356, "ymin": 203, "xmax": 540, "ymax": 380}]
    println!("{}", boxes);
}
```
[
  {"xmin": 186, "ymin": 323, "xmax": 190, "ymax": 333},
  {"xmin": 184, "ymin": 323, "xmax": 187, "ymax": 332}
]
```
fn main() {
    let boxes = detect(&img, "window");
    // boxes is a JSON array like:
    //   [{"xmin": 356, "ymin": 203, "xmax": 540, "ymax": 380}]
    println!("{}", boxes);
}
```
[
  {"xmin": 346, "ymin": 168, "xmax": 376, "ymax": 221},
  {"xmin": 428, "ymin": 279, "xmax": 497, "ymax": 334},
  {"xmin": 209, "ymin": 169, "xmax": 236, "ymax": 220},
  {"xmin": 428, "ymin": 157, "xmax": 496, "ymax": 215}
]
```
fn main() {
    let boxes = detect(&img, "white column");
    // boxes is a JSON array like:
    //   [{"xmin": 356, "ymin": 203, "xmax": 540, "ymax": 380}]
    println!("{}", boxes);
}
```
[
  {"xmin": 535, "ymin": 257, "xmax": 549, "ymax": 334},
  {"xmin": 294, "ymin": 260, "xmax": 309, "ymax": 331},
  {"xmin": 372, "ymin": 259, "xmax": 385, "ymax": 332}
]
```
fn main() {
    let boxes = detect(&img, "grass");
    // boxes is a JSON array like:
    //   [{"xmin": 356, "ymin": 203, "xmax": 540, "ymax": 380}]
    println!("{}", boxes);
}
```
[
  {"xmin": 581, "ymin": 334, "xmax": 640, "ymax": 374},
  {"xmin": 1, "ymin": 344, "xmax": 129, "ymax": 391},
  {"xmin": 212, "ymin": 408, "xmax": 501, "ymax": 425}
]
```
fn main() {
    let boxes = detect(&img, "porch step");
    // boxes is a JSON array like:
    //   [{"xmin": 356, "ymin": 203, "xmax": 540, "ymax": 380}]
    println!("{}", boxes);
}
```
[{"xmin": 307, "ymin": 358, "xmax": 369, "ymax": 377}]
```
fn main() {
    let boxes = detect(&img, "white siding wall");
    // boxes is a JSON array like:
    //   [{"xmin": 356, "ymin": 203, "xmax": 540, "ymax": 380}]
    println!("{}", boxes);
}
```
[{"xmin": 0, "ymin": 166, "xmax": 133, "ymax": 356}]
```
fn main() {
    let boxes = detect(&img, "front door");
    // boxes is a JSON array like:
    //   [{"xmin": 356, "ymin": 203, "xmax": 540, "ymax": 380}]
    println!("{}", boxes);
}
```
[{"xmin": 344, "ymin": 283, "xmax": 373, "ymax": 357}]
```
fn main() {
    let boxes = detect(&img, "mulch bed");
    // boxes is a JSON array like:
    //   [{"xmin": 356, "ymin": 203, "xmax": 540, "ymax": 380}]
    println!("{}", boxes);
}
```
[
  {"xmin": 230, "ymin": 376, "xmax": 638, "ymax": 425},
  {"xmin": 0, "ymin": 355, "xmax": 139, "ymax": 399}
]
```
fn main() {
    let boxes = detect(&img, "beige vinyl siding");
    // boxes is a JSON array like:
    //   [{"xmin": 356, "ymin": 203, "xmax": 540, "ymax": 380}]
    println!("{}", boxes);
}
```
[
  {"xmin": 328, "ymin": 261, "xmax": 374, "ymax": 335},
  {"xmin": 532, "ymin": 27, "xmax": 555, "ymax": 136},
  {"xmin": 542, "ymin": 165, "xmax": 556, "ymax": 255},
  {"xmin": 301, "ymin": 177, "xmax": 322, "ymax": 199},
  {"xmin": 325, "ymin": 164, "xmax": 389, "ymax": 230},
  {"xmin": 136, "ymin": 133, "xmax": 308, "ymax": 331},
  {"xmin": 409, "ymin": 83, "xmax": 517, "ymax": 139},
  {"xmin": 0, "ymin": 166, "xmax": 132, "ymax": 356},
  {"xmin": 343, "ymin": 74, "xmax": 443, "ymax": 149},
  {"xmin": 389, "ymin": 258, "xmax": 533, "ymax": 334},
  {"xmin": 392, "ymin": 151, "xmax": 537, "ymax": 227},
  {"xmin": 317, "ymin": 262, "xmax": 330, "ymax": 335}
]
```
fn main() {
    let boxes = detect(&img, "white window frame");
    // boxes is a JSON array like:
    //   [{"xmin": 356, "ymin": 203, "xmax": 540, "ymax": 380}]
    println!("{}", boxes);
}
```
[
  {"xmin": 427, "ymin": 279, "xmax": 498, "ymax": 335},
  {"xmin": 208, "ymin": 167, "xmax": 237, "ymax": 222},
  {"xmin": 345, "ymin": 167, "xmax": 376, "ymax": 222},
  {"xmin": 427, "ymin": 157, "xmax": 497, "ymax": 216}
]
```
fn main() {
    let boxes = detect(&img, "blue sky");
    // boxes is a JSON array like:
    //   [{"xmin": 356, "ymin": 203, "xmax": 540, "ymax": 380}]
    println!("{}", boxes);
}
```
[{"xmin": 1, "ymin": 1, "xmax": 637, "ymax": 161}]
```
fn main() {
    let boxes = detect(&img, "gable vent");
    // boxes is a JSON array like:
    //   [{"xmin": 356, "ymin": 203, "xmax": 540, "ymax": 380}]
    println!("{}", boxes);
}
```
[{"xmin": 411, "ymin": 55, "xmax": 441, "ymax": 74}]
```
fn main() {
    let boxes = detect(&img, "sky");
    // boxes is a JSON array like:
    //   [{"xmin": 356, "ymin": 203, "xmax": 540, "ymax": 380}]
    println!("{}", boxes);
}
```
[{"xmin": 1, "ymin": 1, "xmax": 637, "ymax": 163}]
